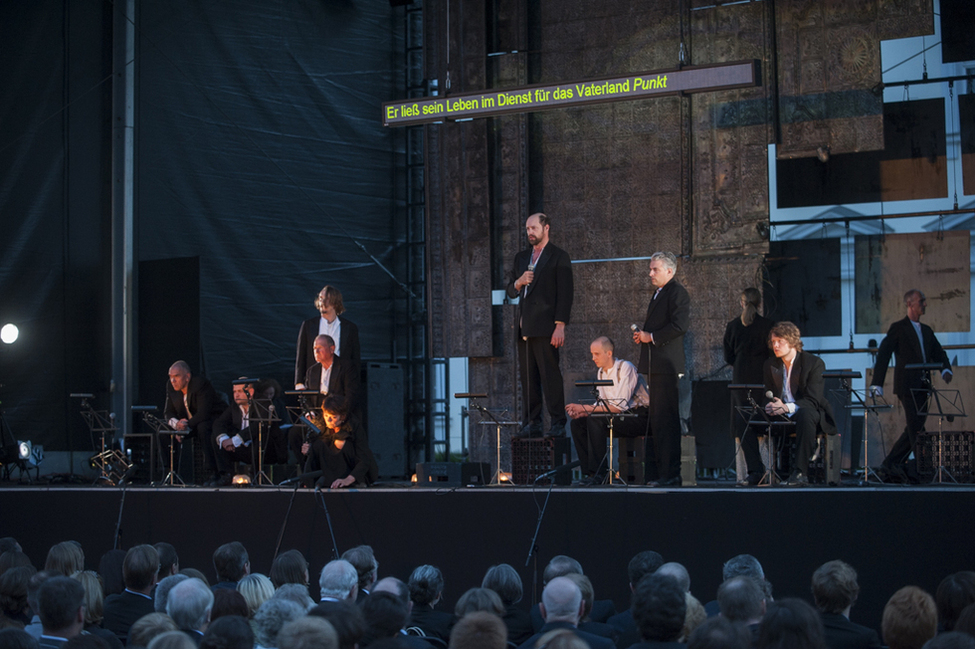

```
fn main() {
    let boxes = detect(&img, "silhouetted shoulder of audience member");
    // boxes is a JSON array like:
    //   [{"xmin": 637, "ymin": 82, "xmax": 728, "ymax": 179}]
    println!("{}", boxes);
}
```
[
  {"xmin": 481, "ymin": 564, "xmax": 530, "ymax": 644},
  {"xmin": 0, "ymin": 552, "xmax": 34, "ymax": 578},
  {"xmin": 884, "ymin": 587, "xmax": 938, "ymax": 649},
  {"xmin": 154, "ymin": 545, "xmax": 179, "ymax": 583},
  {"xmin": 97, "ymin": 553, "xmax": 126, "ymax": 599},
  {"xmin": 45, "ymin": 544, "xmax": 85, "ymax": 579},
  {"xmin": 128, "ymin": 613, "xmax": 179, "ymax": 649},
  {"xmin": 955, "ymin": 602, "xmax": 975, "ymax": 637},
  {"xmin": 155, "ymin": 576, "xmax": 190, "ymax": 615},
  {"xmin": 1, "ymin": 567, "xmax": 36, "ymax": 628},
  {"xmin": 629, "ymin": 571, "xmax": 686, "ymax": 648},
  {"xmin": 810, "ymin": 560, "xmax": 880, "ymax": 649},
  {"xmin": 268, "ymin": 553, "xmax": 308, "ymax": 592},
  {"xmin": 447, "ymin": 611, "xmax": 506, "ymax": 649},
  {"xmin": 687, "ymin": 616, "xmax": 752, "ymax": 649},
  {"xmin": 211, "ymin": 545, "xmax": 249, "ymax": 592},
  {"xmin": 148, "ymin": 631, "xmax": 198, "ymax": 649},
  {"xmin": 757, "ymin": 598, "xmax": 827, "ymax": 649},
  {"xmin": 235, "ymin": 576, "xmax": 272, "ymax": 620},
  {"xmin": 407, "ymin": 566, "xmax": 453, "ymax": 642},
  {"xmin": 0, "ymin": 628, "xmax": 40, "ymax": 649},
  {"xmin": 453, "ymin": 589, "xmax": 503, "ymax": 619},
  {"xmin": 199, "ymin": 615, "xmax": 253, "ymax": 649},
  {"xmin": 937, "ymin": 573, "xmax": 975, "ymax": 633},
  {"xmin": 63, "ymin": 634, "xmax": 110, "ymax": 649},
  {"xmin": 276, "ymin": 617, "xmax": 338, "ymax": 649},
  {"xmin": 308, "ymin": 600, "xmax": 365, "ymax": 649},
  {"xmin": 210, "ymin": 591, "xmax": 248, "ymax": 622},
  {"xmin": 179, "ymin": 571, "xmax": 209, "ymax": 588},
  {"xmin": 252, "ymin": 599, "xmax": 304, "ymax": 649},
  {"xmin": 924, "ymin": 633, "xmax": 975, "ymax": 649}
]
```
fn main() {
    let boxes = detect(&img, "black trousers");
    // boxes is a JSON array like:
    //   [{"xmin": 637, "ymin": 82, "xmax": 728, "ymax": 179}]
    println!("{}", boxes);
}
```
[
  {"xmin": 518, "ymin": 336, "xmax": 566, "ymax": 427},
  {"xmin": 570, "ymin": 407, "xmax": 649, "ymax": 476},
  {"xmin": 742, "ymin": 407, "xmax": 821, "ymax": 476},
  {"xmin": 648, "ymin": 373, "xmax": 681, "ymax": 481},
  {"xmin": 884, "ymin": 391, "xmax": 928, "ymax": 470},
  {"xmin": 213, "ymin": 426, "xmax": 289, "ymax": 475}
]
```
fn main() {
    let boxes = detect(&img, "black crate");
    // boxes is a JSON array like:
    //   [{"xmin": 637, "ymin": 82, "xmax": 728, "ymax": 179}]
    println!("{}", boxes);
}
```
[
  {"xmin": 917, "ymin": 431, "xmax": 974, "ymax": 481},
  {"xmin": 512, "ymin": 437, "xmax": 572, "ymax": 485}
]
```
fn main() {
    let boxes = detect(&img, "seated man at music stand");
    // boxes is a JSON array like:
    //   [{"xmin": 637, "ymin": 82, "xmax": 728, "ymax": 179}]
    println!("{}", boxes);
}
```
[
  {"xmin": 760, "ymin": 321, "xmax": 836, "ymax": 486},
  {"xmin": 210, "ymin": 379, "xmax": 287, "ymax": 486},
  {"xmin": 164, "ymin": 360, "xmax": 224, "ymax": 483},
  {"xmin": 566, "ymin": 336, "xmax": 649, "ymax": 485}
]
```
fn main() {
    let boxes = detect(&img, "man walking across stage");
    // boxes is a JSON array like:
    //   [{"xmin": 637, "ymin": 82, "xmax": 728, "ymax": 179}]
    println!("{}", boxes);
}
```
[
  {"xmin": 763, "ymin": 321, "xmax": 837, "ymax": 486},
  {"xmin": 566, "ymin": 336, "xmax": 649, "ymax": 485},
  {"xmin": 507, "ymin": 212, "xmax": 574, "ymax": 439},
  {"xmin": 869, "ymin": 289, "xmax": 952, "ymax": 483},
  {"xmin": 632, "ymin": 252, "xmax": 689, "ymax": 487}
]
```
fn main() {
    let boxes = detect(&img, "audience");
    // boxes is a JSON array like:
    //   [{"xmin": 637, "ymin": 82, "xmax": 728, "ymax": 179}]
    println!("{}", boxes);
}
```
[{"xmin": 9, "ymin": 535, "xmax": 974, "ymax": 649}]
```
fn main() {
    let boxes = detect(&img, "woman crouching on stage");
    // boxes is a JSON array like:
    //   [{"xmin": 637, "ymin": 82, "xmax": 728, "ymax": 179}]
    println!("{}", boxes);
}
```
[{"xmin": 306, "ymin": 394, "xmax": 378, "ymax": 489}]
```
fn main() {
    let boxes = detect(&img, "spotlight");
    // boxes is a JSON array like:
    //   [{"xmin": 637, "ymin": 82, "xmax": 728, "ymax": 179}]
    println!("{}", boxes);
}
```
[
  {"xmin": 18, "ymin": 441, "xmax": 42, "ymax": 468},
  {"xmin": 18, "ymin": 440, "xmax": 30, "ymax": 460},
  {"xmin": 232, "ymin": 474, "xmax": 251, "ymax": 486},
  {"xmin": 1, "ymin": 324, "xmax": 18, "ymax": 345}
]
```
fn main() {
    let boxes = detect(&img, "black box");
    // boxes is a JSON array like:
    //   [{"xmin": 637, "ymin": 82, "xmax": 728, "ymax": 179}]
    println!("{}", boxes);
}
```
[
  {"xmin": 808, "ymin": 434, "xmax": 842, "ymax": 485},
  {"xmin": 917, "ymin": 431, "xmax": 974, "ymax": 481},
  {"xmin": 415, "ymin": 462, "xmax": 491, "ymax": 487},
  {"xmin": 511, "ymin": 437, "xmax": 572, "ymax": 485}
]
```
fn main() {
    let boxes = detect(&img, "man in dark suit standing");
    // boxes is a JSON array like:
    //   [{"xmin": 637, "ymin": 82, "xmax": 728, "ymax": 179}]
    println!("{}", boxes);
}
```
[
  {"xmin": 290, "ymin": 334, "xmax": 362, "ymax": 470},
  {"xmin": 507, "ymin": 213, "xmax": 574, "ymax": 438},
  {"xmin": 164, "ymin": 361, "xmax": 224, "ymax": 484},
  {"xmin": 295, "ymin": 285, "xmax": 361, "ymax": 388},
  {"xmin": 869, "ymin": 289, "xmax": 952, "ymax": 482},
  {"xmin": 811, "ymin": 560, "xmax": 881, "ymax": 649},
  {"xmin": 763, "ymin": 321, "xmax": 837, "ymax": 486},
  {"xmin": 632, "ymin": 252, "xmax": 689, "ymax": 487},
  {"xmin": 211, "ymin": 380, "xmax": 288, "ymax": 486}
]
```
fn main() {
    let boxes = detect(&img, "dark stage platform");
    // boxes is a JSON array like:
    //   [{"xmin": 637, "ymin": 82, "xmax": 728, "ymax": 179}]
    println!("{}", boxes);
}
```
[{"xmin": 2, "ymin": 483, "xmax": 973, "ymax": 634}]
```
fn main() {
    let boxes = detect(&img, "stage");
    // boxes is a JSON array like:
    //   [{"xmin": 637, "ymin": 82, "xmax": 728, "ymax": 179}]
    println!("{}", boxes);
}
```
[{"xmin": 2, "ymin": 480, "xmax": 973, "ymax": 634}]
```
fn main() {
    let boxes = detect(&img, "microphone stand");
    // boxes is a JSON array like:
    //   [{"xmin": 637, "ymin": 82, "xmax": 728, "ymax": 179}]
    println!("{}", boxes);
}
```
[
  {"xmin": 315, "ymin": 486, "xmax": 341, "ymax": 560},
  {"xmin": 525, "ymin": 471, "xmax": 556, "ymax": 567},
  {"xmin": 273, "ymin": 479, "xmax": 303, "ymax": 561}
]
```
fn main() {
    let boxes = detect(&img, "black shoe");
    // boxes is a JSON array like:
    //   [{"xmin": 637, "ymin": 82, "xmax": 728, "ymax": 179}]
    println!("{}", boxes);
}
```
[
  {"xmin": 211, "ymin": 473, "xmax": 233, "ymax": 487},
  {"xmin": 546, "ymin": 421, "xmax": 567, "ymax": 438},
  {"xmin": 512, "ymin": 423, "xmax": 543, "ymax": 439},
  {"xmin": 745, "ymin": 472, "xmax": 763, "ymax": 487},
  {"xmin": 877, "ymin": 463, "xmax": 908, "ymax": 484},
  {"xmin": 648, "ymin": 476, "xmax": 682, "ymax": 488},
  {"xmin": 785, "ymin": 471, "xmax": 808, "ymax": 486}
]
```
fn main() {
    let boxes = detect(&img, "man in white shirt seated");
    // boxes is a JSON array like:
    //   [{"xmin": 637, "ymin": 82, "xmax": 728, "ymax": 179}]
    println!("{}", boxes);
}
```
[{"xmin": 566, "ymin": 336, "xmax": 649, "ymax": 485}]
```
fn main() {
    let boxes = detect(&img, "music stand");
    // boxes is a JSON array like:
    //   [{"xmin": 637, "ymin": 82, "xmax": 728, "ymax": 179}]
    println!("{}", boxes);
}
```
[
  {"xmin": 735, "ymin": 401, "xmax": 793, "ymax": 486},
  {"xmin": 728, "ymin": 384, "xmax": 765, "ymax": 482},
  {"xmin": 576, "ymin": 379, "xmax": 633, "ymax": 486},
  {"xmin": 248, "ymin": 397, "xmax": 281, "ymax": 486},
  {"xmin": 141, "ymin": 412, "xmax": 185, "ymax": 487},
  {"xmin": 829, "ymin": 369, "xmax": 891, "ymax": 485},
  {"xmin": 460, "ymin": 393, "xmax": 518, "ymax": 486},
  {"xmin": 910, "ymin": 373, "xmax": 965, "ymax": 484},
  {"xmin": 74, "ymin": 394, "xmax": 129, "ymax": 486}
]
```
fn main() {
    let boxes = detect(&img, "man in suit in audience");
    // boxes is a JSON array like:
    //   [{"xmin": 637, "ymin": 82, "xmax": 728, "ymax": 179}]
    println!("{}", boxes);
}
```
[
  {"xmin": 166, "ymin": 578, "xmax": 213, "ymax": 646},
  {"xmin": 36, "ymin": 577, "xmax": 86, "ymax": 649},
  {"xmin": 812, "ymin": 561, "xmax": 881, "ymax": 649},
  {"xmin": 629, "ymin": 572, "xmax": 687, "ymax": 649},
  {"xmin": 530, "ymin": 556, "xmax": 616, "ymax": 632},
  {"xmin": 717, "ymin": 576, "xmax": 766, "ymax": 643},
  {"xmin": 608, "ymin": 551, "xmax": 665, "ymax": 648},
  {"xmin": 516, "ymin": 577, "xmax": 614, "ymax": 649},
  {"xmin": 211, "ymin": 542, "xmax": 249, "ymax": 591},
  {"xmin": 102, "ymin": 545, "xmax": 159, "ymax": 644}
]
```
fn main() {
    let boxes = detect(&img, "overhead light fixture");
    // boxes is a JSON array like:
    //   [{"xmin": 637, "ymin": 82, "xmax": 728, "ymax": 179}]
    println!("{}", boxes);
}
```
[{"xmin": 0, "ymin": 324, "xmax": 18, "ymax": 345}]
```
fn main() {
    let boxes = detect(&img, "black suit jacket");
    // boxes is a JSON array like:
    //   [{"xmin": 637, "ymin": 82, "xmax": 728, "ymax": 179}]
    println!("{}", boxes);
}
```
[
  {"xmin": 607, "ymin": 610, "xmax": 640, "ymax": 649},
  {"xmin": 506, "ymin": 243, "xmax": 574, "ymax": 337},
  {"xmin": 637, "ymin": 280, "xmax": 690, "ymax": 375},
  {"xmin": 763, "ymin": 351, "xmax": 837, "ymax": 435},
  {"xmin": 820, "ymin": 612, "xmax": 882, "ymax": 649},
  {"xmin": 295, "ymin": 315, "xmax": 361, "ymax": 386},
  {"xmin": 517, "ymin": 621, "xmax": 615, "ymax": 649},
  {"xmin": 213, "ymin": 399, "xmax": 280, "ymax": 444},
  {"xmin": 871, "ymin": 316, "xmax": 950, "ymax": 398},
  {"xmin": 502, "ymin": 604, "xmax": 535, "ymax": 646},
  {"xmin": 304, "ymin": 355, "xmax": 361, "ymax": 411},
  {"xmin": 408, "ymin": 607, "xmax": 454, "ymax": 642},
  {"xmin": 163, "ymin": 375, "xmax": 223, "ymax": 432},
  {"xmin": 103, "ymin": 590, "xmax": 155, "ymax": 642}
]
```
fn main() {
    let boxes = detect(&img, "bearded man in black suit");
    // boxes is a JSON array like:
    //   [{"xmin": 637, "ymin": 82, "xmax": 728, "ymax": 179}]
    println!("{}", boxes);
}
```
[
  {"xmin": 507, "ymin": 212, "xmax": 574, "ymax": 439},
  {"xmin": 869, "ymin": 289, "xmax": 952, "ymax": 482}
]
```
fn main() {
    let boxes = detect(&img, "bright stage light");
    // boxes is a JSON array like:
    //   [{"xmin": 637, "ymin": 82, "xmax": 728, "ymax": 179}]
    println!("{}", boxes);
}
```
[{"xmin": 0, "ymin": 324, "xmax": 18, "ymax": 344}]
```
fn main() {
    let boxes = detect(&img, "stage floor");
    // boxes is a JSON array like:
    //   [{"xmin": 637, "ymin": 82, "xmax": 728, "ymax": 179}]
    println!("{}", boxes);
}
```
[{"xmin": 2, "ymin": 479, "xmax": 973, "ymax": 636}]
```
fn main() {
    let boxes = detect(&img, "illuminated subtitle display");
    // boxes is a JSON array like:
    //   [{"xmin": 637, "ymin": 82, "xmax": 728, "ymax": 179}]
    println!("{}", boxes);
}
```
[{"xmin": 383, "ymin": 60, "xmax": 759, "ymax": 127}]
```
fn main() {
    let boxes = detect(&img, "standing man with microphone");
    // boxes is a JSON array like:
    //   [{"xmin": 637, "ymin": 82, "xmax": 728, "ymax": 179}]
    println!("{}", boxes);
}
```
[
  {"xmin": 631, "ymin": 252, "xmax": 690, "ymax": 487},
  {"xmin": 507, "ymin": 213, "xmax": 574, "ymax": 439}
]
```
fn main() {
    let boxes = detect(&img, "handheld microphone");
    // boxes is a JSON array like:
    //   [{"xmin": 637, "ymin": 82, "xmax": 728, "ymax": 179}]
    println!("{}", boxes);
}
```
[
  {"xmin": 630, "ymin": 324, "xmax": 639, "ymax": 332},
  {"xmin": 765, "ymin": 391, "xmax": 774, "ymax": 400}
]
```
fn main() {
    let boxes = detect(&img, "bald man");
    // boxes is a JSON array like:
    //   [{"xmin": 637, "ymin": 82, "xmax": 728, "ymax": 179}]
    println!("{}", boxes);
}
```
[{"xmin": 163, "ymin": 361, "xmax": 224, "ymax": 483}]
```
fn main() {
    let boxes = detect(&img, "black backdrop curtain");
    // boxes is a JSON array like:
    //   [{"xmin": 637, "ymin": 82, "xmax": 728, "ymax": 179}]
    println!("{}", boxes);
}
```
[{"xmin": 1, "ymin": 0, "xmax": 408, "ymax": 451}]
